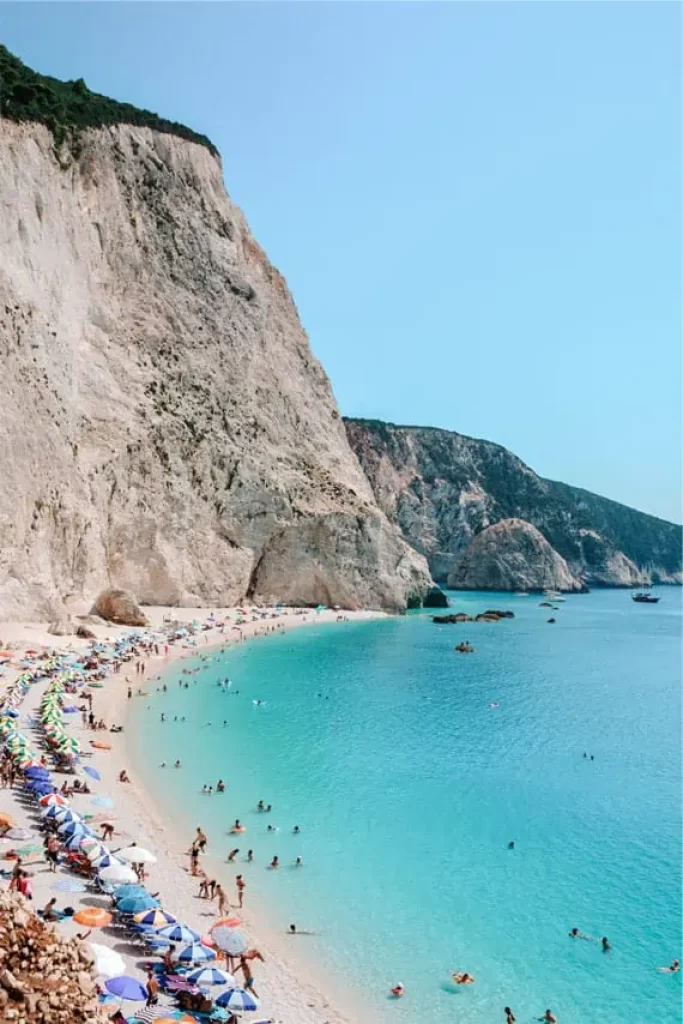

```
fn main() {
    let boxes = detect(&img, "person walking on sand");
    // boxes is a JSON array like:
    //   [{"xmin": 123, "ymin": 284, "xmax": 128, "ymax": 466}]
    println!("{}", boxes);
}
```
[
  {"xmin": 189, "ymin": 847, "xmax": 200, "ymax": 876},
  {"xmin": 145, "ymin": 970, "xmax": 159, "ymax": 1007},
  {"xmin": 215, "ymin": 883, "xmax": 228, "ymax": 915},
  {"xmin": 236, "ymin": 874, "xmax": 245, "ymax": 908},
  {"xmin": 235, "ymin": 955, "xmax": 259, "ymax": 998}
]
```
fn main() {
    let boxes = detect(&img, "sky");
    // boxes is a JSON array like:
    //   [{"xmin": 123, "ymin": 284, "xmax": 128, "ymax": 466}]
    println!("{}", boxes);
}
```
[{"xmin": 2, "ymin": 2, "xmax": 681, "ymax": 522}]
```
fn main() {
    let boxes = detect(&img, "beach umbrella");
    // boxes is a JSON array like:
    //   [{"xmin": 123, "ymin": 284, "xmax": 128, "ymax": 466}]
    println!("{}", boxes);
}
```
[
  {"xmin": 54, "ymin": 807, "xmax": 82, "ymax": 824},
  {"xmin": 90, "ymin": 851, "xmax": 120, "ymax": 869},
  {"xmin": 24, "ymin": 766, "xmax": 50, "ymax": 777},
  {"xmin": 215, "ymin": 988, "xmax": 259, "ymax": 1011},
  {"xmin": 134, "ymin": 908, "xmax": 177, "ymax": 927},
  {"xmin": 118, "ymin": 846, "xmax": 156, "ymax": 864},
  {"xmin": 42, "ymin": 803, "xmax": 68, "ymax": 820},
  {"xmin": 156, "ymin": 923, "xmax": 201, "ymax": 943},
  {"xmin": 175, "ymin": 942, "xmax": 216, "ymax": 963},
  {"xmin": 58, "ymin": 820, "xmax": 89, "ymax": 838},
  {"xmin": 212, "ymin": 916, "xmax": 242, "ymax": 931},
  {"xmin": 83, "ymin": 765, "xmax": 101, "ymax": 780},
  {"xmin": 88, "ymin": 942, "xmax": 126, "ymax": 978},
  {"xmin": 65, "ymin": 834, "xmax": 90, "ymax": 851},
  {"xmin": 39, "ymin": 793, "xmax": 66, "ymax": 807},
  {"xmin": 105, "ymin": 975, "xmax": 147, "ymax": 1001},
  {"xmin": 5, "ymin": 827, "xmax": 32, "ymax": 841},
  {"xmin": 116, "ymin": 894, "xmax": 160, "ymax": 914},
  {"xmin": 112, "ymin": 883, "xmax": 148, "ymax": 899},
  {"xmin": 211, "ymin": 927, "xmax": 248, "ymax": 957},
  {"xmin": 186, "ymin": 966, "xmax": 236, "ymax": 987},
  {"xmin": 73, "ymin": 907, "xmax": 113, "ymax": 927},
  {"xmin": 131, "ymin": 1010, "xmax": 178, "ymax": 1024},
  {"xmin": 52, "ymin": 878, "xmax": 88, "ymax": 893},
  {"xmin": 99, "ymin": 863, "xmax": 138, "ymax": 884},
  {"xmin": 83, "ymin": 841, "xmax": 110, "ymax": 859}
]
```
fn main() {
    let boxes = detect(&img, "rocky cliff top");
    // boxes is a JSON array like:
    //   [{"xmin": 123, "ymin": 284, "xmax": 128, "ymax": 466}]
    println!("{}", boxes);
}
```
[{"xmin": 345, "ymin": 418, "xmax": 682, "ymax": 588}]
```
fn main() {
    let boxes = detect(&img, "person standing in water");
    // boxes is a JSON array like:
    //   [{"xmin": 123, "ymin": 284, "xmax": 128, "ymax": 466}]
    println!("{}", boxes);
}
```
[{"xmin": 504, "ymin": 1009, "xmax": 516, "ymax": 1024}]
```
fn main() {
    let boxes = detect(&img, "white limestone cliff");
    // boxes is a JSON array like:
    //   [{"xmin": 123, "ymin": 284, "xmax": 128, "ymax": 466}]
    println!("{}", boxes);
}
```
[{"xmin": 0, "ymin": 121, "xmax": 431, "ymax": 618}]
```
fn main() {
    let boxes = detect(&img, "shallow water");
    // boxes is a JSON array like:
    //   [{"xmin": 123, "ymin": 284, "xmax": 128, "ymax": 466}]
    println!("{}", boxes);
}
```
[{"xmin": 129, "ymin": 590, "xmax": 682, "ymax": 1023}]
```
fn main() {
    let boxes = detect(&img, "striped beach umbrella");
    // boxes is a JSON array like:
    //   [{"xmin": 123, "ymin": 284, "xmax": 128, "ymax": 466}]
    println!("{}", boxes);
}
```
[
  {"xmin": 174, "ymin": 942, "xmax": 216, "ymax": 963},
  {"xmin": 186, "ymin": 966, "xmax": 236, "ymax": 986},
  {"xmin": 39, "ymin": 793, "xmax": 66, "ymax": 807},
  {"xmin": 215, "ymin": 987, "xmax": 259, "ymax": 1011},
  {"xmin": 134, "ymin": 908, "xmax": 177, "ymax": 927},
  {"xmin": 157, "ymin": 923, "xmax": 201, "ymax": 943}
]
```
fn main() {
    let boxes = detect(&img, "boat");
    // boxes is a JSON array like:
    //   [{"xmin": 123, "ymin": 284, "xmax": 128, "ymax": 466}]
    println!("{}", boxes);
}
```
[{"xmin": 632, "ymin": 592, "xmax": 660, "ymax": 604}]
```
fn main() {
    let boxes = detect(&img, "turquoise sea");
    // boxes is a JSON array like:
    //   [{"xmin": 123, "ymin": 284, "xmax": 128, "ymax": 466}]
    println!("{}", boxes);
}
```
[{"xmin": 128, "ymin": 590, "xmax": 682, "ymax": 1023}]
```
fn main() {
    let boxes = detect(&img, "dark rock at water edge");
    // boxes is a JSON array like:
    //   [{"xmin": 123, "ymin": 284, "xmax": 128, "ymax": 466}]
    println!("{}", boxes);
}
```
[{"xmin": 423, "ymin": 587, "xmax": 449, "ymax": 608}]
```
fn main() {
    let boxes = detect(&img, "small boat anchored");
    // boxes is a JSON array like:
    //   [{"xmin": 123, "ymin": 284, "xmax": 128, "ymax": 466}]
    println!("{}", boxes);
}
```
[{"xmin": 632, "ymin": 591, "xmax": 660, "ymax": 604}]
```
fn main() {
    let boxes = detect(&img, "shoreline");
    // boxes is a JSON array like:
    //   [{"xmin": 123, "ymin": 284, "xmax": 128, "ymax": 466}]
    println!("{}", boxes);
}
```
[{"xmin": 0, "ymin": 605, "xmax": 384, "ymax": 1024}]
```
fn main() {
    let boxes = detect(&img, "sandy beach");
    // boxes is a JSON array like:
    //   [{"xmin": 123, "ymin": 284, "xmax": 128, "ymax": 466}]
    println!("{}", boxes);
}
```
[{"xmin": 0, "ymin": 605, "xmax": 382, "ymax": 1024}]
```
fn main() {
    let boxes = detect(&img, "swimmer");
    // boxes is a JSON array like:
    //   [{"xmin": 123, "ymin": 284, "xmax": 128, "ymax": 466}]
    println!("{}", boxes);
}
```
[
  {"xmin": 269, "ymin": 856, "xmax": 279, "ymax": 869},
  {"xmin": 390, "ymin": 983, "xmax": 404, "ymax": 998},
  {"xmin": 489, "ymin": 702, "xmax": 499, "ymax": 708},
  {"xmin": 222, "ymin": 720, "xmax": 228, "ymax": 727},
  {"xmin": 174, "ymin": 760, "xmax": 182, "ymax": 769},
  {"xmin": 293, "ymin": 826, "xmax": 300, "ymax": 834},
  {"xmin": 160, "ymin": 713, "xmax": 165, "ymax": 722},
  {"xmin": 231, "ymin": 820, "xmax": 244, "ymax": 833},
  {"xmin": 294, "ymin": 856, "xmax": 302, "ymax": 867},
  {"xmin": 507, "ymin": 841, "xmax": 515, "ymax": 850},
  {"xmin": 538, "ymin": 1012, "xmax": 557, "ymax": 1023},
  {"xmin": 569, "ymin": 928, "xmax": 591, "ymax": 940},
  {"xmin": 257, "ymin": 801, "xmax": 265, "ymax": 812},
  {"xmin": 159, "ymin": 762, "xmax": 166, "ymax": 768},
  {"xmin": 227, "ymin": 848, "xmax": 239, "ymax": 863},
  {"xmin": 202, "ymin": 785, "xmax": 209, "ymax": 794},
  {"xmin": 266, "ymin": 824, "xmax": 278, "ymax": 832},
  {"xmin": 452, "ymin": 972, "xmax": 475, "ymax": 985},
  {"xmin": 504, "ymin": 1008, "xmax": 516, "ymax": 1024},
  {"xmin": 657, "ymin": 959, "xmax": 680, "ymax": 973},
  {"xmin": 601, "ymin": 937, "xmax": 611, "ymax": 952},
  {"xmin": 247, "ymin": 849, "xmax": 253, "ymax": 862},
  {"xmin": 217, "ymin": 780, "xmax": 225, "ymax": 792}
]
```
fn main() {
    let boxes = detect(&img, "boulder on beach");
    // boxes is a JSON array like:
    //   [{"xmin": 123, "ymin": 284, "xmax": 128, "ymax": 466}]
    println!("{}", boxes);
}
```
[{"xmin": 93, "ymin": 589, "xmax": 149, "ymax": 627}]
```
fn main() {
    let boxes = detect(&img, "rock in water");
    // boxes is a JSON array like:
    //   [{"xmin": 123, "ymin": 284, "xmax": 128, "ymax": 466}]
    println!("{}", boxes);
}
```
[
  {"xmin": 0, "ymin": 49, "xmax": 431, "ymax": 619},
  {"xmin": 423, "ymin": 587, "xmax": 449, "ymax": 608},
  {"xmin": 447, "ymin": 519, "xmax": 586, "ymax": 593},
  {"xmin": 94, "ymin": 588, "xmax": 149, "ymax": 626}
]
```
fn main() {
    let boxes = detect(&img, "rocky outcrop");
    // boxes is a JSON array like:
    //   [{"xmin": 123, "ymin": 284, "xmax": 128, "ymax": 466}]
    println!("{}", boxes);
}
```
[
  {"xmin": 94, "ymin": 588, "xmax": 149, "ymax": 626},
  {"xmin": 447, "ymin": 519, "xmax": 586, "ymax": 592},
  {"xmin": 423, "ymin": 587, "xmax": 449, "ymax": 608},
  {"xmin": 0, "ymin": 66, "xmax": 430, "ymax": 619},
  {"xmin": 345, "ymin": 418, "xmax": 682, "ymax": 588},
  {"xmin": 0, "ymin": 890, "xmax": 99, "ymax": 1022}
]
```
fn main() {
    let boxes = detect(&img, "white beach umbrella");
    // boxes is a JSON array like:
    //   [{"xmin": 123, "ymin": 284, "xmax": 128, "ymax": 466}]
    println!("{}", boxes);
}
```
[
  {"xmin": 89, "ymin": 943, "xmax": 126, "ymax": 978},
  {"xmin": 211, "ymin": 927, "xmax": 248, "ymax": 956},
  {"xmin": 117, "ymin": 846, "xmax": 157, "ymax": 864},
  {"xmin": 99, "ymin": 862, "xmax": 137, "ymax": 884}
]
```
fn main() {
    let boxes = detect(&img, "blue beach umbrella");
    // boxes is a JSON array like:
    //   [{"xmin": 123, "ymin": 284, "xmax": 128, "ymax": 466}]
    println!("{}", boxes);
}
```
[
  {"xmin": 216, "ymin": 987, "xmax": 259, "ymax": 1011},
  {"xmin": 175, "ymin": 942, "xmax": 216, "ymax": 963},
  {"xmin": 83, "ymin": 766, "xmax": 101, "ymax": 781},
  {"xmin": 43, "ymin": 803, "xmax": 67, "ymax": 820},
  {"xmin": 104, "ymin": 975, "xmax": 147, "ymax": 1001},
  {"xmin": 116, "ymin": 894, "xmax": 160, "ymax": 914},
  {"xmin": 187, "ymin": 966, "xmax": 236, "ymax": 986},
  {"xmin": 90, "ymin": 851, "xmax": 120, "ymax": 868},
  {"xmin": 157, "ymin": 923, "xmax": 200, "ymax": 943},
  {"xmin": 112, "ymin": 884, "xmax": 148, "ymax": 899},
  {"xmin": 59, "ymin": 820, "xmax": 89, "ymax": 838},
  {"xmin": 55, "ymin": 808, "xmax": 82, "ymax": 825},
  {"xmin": 24, "ymin": 766, "xmax": 50, "ymax": 778},
  {"xmin": 65, "ymin": 833, "xmax": 89, "ymax": 851},
  {"xmin": 135, "ymin": 908, "xmax": 177, "ymax": 926}
]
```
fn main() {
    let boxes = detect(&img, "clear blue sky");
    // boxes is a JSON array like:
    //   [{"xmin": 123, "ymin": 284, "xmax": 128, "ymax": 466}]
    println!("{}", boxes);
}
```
[{"xmin": 3, "ymin": 3, "xmax": 681, "ymax": 521}]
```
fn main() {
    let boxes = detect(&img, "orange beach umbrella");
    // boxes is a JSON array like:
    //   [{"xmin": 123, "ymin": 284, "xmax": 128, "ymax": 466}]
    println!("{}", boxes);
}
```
[{"xmin": 73, "ymin": 908, "xmax": 112, "ymax": 928}]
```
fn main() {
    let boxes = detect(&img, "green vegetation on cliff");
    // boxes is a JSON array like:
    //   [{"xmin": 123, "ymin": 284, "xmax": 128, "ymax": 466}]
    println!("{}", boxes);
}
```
[{"xmin": 0, "ymin": 45, "xmax": 217, "ymax": 155}]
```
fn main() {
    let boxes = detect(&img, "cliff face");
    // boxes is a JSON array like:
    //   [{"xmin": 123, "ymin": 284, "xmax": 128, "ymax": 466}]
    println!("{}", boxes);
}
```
[
  {"xmin": 447, "ymin": 519, "xmax": 585, "ymax": 592},
  {"xmin": 344, "ymin": 419, "xmax": 682, "ymax": 589},
  {"xmin": 0, "ymin": 121, "xmax": 431, "ymax": 618}
]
